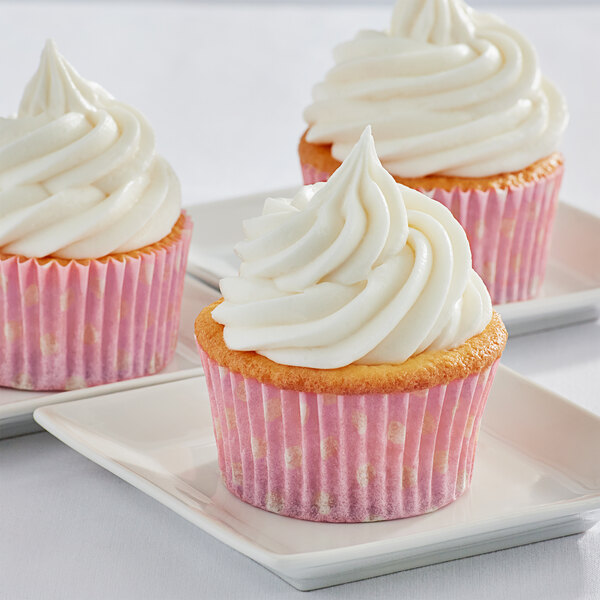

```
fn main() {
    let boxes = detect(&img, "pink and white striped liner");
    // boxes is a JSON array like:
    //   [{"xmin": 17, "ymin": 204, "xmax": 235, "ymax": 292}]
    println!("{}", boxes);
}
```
[
  {"xmin": 302, "ymin": 163, "xmax": 564, "ymax": 305},
  {"xmin": 0, "ymin": 214, "xmax": 192, "ymax": 391},
  {"xmin": 199, "ymin": 348, "xmax": 500, "ymax": 523}
]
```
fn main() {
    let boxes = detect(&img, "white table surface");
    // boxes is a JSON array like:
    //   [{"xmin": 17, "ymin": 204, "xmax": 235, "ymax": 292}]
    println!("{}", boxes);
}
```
[{"xmin": 1, "ymin": 3, "xmax": 599, "ymax": 599}]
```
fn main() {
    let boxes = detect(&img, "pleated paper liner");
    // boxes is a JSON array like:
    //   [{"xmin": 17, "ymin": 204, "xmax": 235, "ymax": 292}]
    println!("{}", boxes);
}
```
[
  {"xmin": 0, "ymin": 212, "xmax": 192, "ymax": 391},
  {"xmin": 199, "ymin": 348, "xmax": 500, "ymax": 523},
  {"xmin": 302, "ymin": 162, "xmax": 563, "ymax": 305}
]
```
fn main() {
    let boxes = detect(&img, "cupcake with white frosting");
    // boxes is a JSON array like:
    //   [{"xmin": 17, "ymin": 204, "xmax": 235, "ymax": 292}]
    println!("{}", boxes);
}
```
[
  {"xmin": 299, "ymin": 0, "xmax": 568, "ymax": 304},
  {"xmin": 196, "ymin": 127, "xmax": 507, "ymax": 522},
  {"xmin": 0, "ymin": 41, "xmax": 192, "ymax": 390}
]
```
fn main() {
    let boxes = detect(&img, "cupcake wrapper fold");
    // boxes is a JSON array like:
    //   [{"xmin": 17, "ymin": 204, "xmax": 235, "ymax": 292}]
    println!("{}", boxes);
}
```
[
  {"xmin": 0, "ymin": 213, "xmax": 192, "ymax": 391},
  {"xmin": 199, "ymin": 348, "xmax": 499, "ymax": 522},
  {"xmin": 302, "ymin": 163, "xmax": 564, "ymax": 304}
]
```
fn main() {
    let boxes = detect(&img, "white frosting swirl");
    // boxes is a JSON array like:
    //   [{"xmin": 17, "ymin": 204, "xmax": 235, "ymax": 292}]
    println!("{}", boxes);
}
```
[
  {"xmin": 304, "ymin": 0, "xmax": 568, "ymax": 178},
  {"xmin": 0, "ymin": 40, "xmax": 180, "ymax": 259},
  {"xmin": 212, "ymin": 127, "xmax": 492, "ymax": 369}
]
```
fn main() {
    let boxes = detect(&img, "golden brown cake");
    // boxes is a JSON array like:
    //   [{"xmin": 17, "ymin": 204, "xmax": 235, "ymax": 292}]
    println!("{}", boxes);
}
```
[
  {"xmin": 196, "ymin": 301, "xmax": 507, "ymax": 395},
  {"xmin": 0, "ymin": 213, "xmax": 189, "ymax": 266},
  {"xmin": 299, "ymin": 131, "xmax": 565, "ymax": 192}
]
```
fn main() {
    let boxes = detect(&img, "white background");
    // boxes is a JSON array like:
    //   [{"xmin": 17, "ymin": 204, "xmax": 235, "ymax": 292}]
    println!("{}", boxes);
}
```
[
  {"xmin": 0, "ymin": 2, "xmax": 597, "ymax": 216},
  {"xmin": 1, "ymin": 2, "xmax": 600, "ymax": 599}
]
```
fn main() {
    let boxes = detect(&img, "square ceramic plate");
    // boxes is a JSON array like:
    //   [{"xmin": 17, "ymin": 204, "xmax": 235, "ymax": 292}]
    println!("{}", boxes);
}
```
[
  {"xmin": 186, "ymin": 188, "xmax": 600, "ymax": 337},
  {"xmin": 0, "ymin": 276, "xmax": 219, "ymax": 439},
  {"xmin": 34, "ymin": 367, "xmax": 600, "ymax": 591}
]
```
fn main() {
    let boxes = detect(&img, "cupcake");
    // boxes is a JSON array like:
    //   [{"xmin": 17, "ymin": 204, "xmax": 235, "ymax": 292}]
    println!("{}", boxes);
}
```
[
  {"xmin": 0, "ymin": 41, "xmax": 192, "ymax": 391},
  {"xmin": 300, "ymin": 0, "xmax": 568, "ymax": 304},
  {"xmin": 196, "ymin": 127, "xmax": 507, "ymax": 522}
]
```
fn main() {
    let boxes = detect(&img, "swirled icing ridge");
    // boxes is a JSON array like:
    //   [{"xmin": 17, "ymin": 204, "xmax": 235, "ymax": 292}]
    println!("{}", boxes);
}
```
[
  {"xmin": 304, "ymin": 0, "xmax": 568, "ymax": 178},
  {"xmin": 212, "ymin": 127, "xmax": 492, "ymax": 369},
  {"xmin": 0, "ymin": 40, "xmax": 180, "ymax": 259}
]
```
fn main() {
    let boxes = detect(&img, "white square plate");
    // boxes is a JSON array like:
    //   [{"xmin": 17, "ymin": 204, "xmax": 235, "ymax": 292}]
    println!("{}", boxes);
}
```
[
  {"xmin": 0, "ymin": 276, "xmax": 219, "ymax": 439},
  {"xmin": 34, "ymin": 367, "xmax": 600, "ymax": 591},
  {"xmin": 186, "ymin": 188, "xmax": 600, "ymax": 337}
]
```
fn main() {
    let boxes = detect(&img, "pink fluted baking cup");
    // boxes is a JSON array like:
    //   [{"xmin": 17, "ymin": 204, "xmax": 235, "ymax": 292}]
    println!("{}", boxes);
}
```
[
  {"xmin": 199, "ymin": 347, "xmax": 499, "ymax": 523},
  {"xmin": 302, "ymin": 162, "xmax": 564, "ymax": 305},
  {"xmin": 0, "ymin": 213, "xmax": 192, "ymax": 391}
]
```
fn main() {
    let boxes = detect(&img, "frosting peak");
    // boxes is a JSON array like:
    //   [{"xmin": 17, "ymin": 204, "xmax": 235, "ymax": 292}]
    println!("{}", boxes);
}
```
[
  {"xmin": 390, "ymin": 0, "xmax": 476, "ymax": 44},
  {"xmin": 212, "ymin": 128, "xmax": 492, "ymax": 369},
  {"xmin": 0, "ymin": 41, "xmax": 180, "ymax": 259},
  {"xmin": 304, "ymin": 0, "xmax": 568, "ymax": 178},
  {"xmin": 19, "ymin": 40, "xmax": 109, "ymax": 119}
]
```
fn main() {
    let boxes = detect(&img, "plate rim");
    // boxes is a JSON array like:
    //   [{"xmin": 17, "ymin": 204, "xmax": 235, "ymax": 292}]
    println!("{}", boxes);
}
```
[
  {"xmin": 0, "ymin": 275, "xmax": 215, "ymax": 424},
  {"xmin": 33, "ymin": 365, "xmax": 600, "ymax": 575}
]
